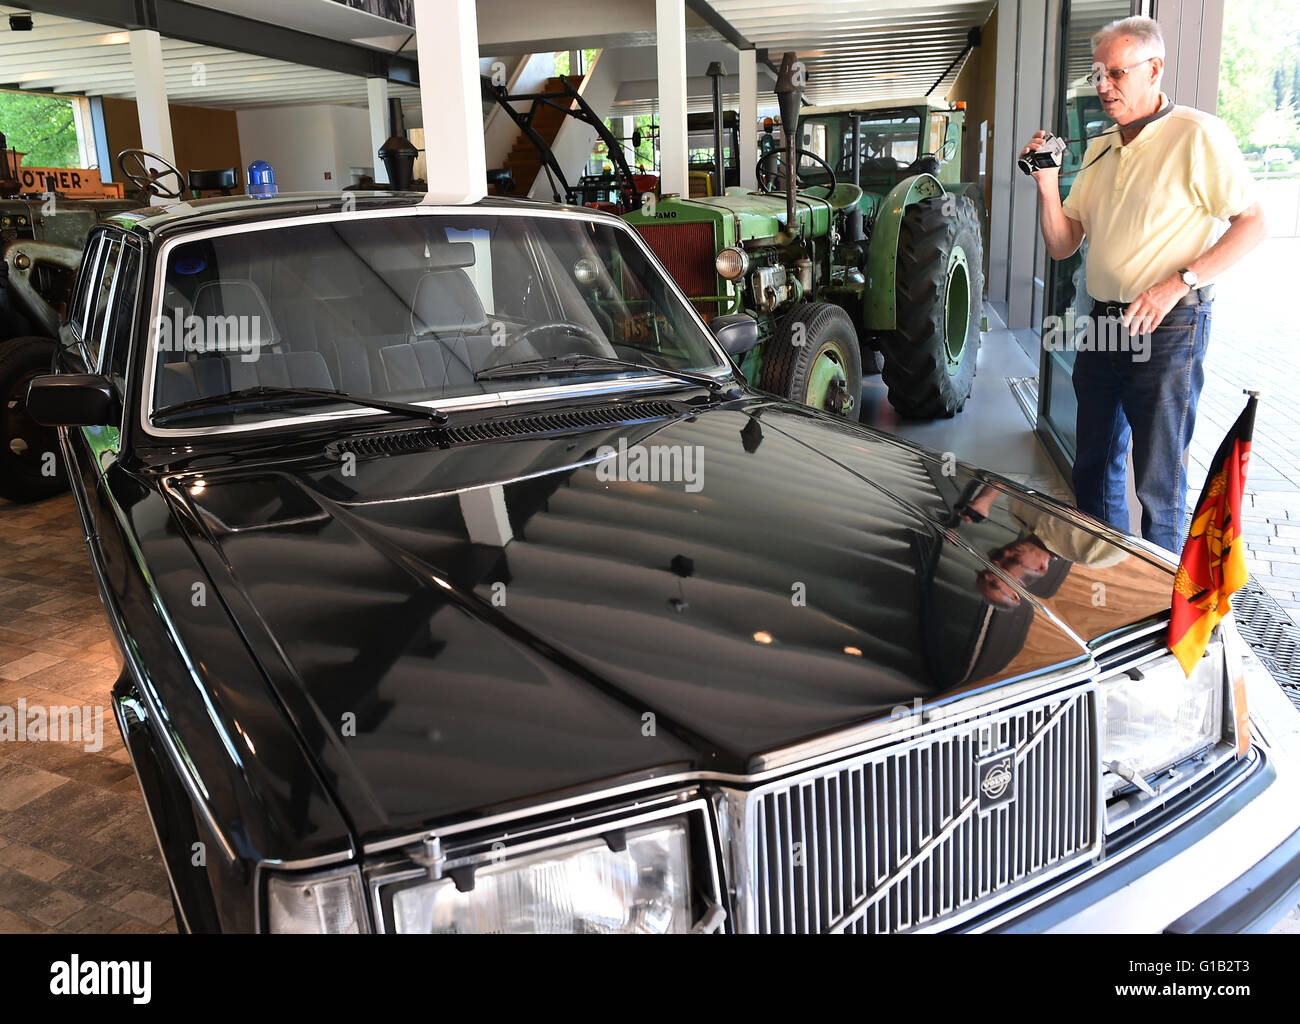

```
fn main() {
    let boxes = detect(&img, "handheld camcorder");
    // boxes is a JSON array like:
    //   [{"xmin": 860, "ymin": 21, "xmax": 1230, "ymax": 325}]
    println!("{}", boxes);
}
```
[{"xmin": 1019, "ymin": 133, "xmax": 1068, "ymax": 176}]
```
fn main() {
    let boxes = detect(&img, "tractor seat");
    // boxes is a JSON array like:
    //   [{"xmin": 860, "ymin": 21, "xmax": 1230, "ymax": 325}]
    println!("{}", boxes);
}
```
[{"xmin": 189, "ymin": 167, "xmax": 239, "ymax": 195}]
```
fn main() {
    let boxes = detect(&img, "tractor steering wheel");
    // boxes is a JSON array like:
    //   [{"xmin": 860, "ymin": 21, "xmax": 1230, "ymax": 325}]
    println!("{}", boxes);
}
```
[
  {"xmin": 757, "ymin": 148, "xmax": 838, "ymax": 200},
  {"xmin": 117, "ymin": 149, "xmax": 187, "ymax": 200}
]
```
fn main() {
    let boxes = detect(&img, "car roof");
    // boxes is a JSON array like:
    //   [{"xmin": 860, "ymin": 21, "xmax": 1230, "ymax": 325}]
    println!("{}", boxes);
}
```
[{"xmin": 107, "ymin": 191, "xmax": 581, "ymax": 241}]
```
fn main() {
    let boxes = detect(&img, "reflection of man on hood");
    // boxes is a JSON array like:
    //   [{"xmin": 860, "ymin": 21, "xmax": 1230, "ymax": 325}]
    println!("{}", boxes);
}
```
[{"xmin": 959, "ymin": 485, "xmax": 1128, "ymax": 610}]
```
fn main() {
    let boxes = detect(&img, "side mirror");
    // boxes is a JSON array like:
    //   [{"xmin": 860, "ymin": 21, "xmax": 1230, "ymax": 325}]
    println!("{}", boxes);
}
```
[
  {"xmin": 26, "ymin": 374, "xmax": 117, "ymax": 427},
  {"xmin": 710, "ymin": 313, "xmax": 760, "ymax": 356}
]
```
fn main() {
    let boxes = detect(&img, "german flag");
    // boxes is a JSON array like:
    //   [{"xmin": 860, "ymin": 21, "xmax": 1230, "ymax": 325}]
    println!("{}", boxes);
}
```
[{"xmin": 1169, "ymin": 393, "xmax": 1257, "ymax": 675}]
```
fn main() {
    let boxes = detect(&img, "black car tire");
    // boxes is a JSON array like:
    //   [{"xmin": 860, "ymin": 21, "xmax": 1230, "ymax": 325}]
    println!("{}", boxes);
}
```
[
  {"xmin": 0, "ymin": 335, "xmax": 69, "ymax": 503},
  {"xmin": 759, "ymin": 301, "xmax": 863, "ymax": 418},
  {"xmin": 878, "ymin": 195, "xmax": 984, "ymax": 419}
]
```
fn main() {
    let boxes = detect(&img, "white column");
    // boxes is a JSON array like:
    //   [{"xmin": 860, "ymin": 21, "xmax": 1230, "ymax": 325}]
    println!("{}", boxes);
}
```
[
  {"xmin": 413, "ymin": 0, "xmax": 486, "ymax": 204},
  {"xmin": 366, "ymin": 77, "xmax": 390, "ymax": 184},
  {"xmin": 655, "ymin": 0, "xmax": 688, "ymax": 198},
  {"xmin": 128, "ymin": 28, "xmax": 175, "ymax": 204},
  {"xmin": 738, "ymin": 48, "xmax": 758, "ymax": 190}
]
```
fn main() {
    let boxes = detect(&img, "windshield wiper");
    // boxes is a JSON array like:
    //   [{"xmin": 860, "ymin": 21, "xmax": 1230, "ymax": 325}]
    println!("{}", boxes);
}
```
[
  {"xmin": 154, "ymin": 385, "xmax": 449, "ymax": 426},
  {"xmin": 474, "ymin": 354, "xmax": 729, "ymax": 392}
]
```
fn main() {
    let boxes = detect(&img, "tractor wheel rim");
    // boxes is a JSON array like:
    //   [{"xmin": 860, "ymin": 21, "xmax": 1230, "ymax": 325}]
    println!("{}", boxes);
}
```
[
  {"xmin": 806, "ymin": 342, "xmax": 853, "ymax": 415},
  {"xmin": 943, "ymin": 246, "xmax": 972, "ymax": 374},
  {"xmin": 3, "ymin": 367, "xmax": 50, "ymax": 468}
]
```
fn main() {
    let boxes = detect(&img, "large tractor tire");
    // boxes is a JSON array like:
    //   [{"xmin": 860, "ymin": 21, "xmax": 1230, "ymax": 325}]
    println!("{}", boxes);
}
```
[
  {"xmin": 760, "ymin": 302, "xmax": 862, "ymax": 418},
  {"xmin": 0, "ymin": 336, "xmax": 69, "ymax": 503},
  {"xmin": 878, "ymin": 195, "xmax": 984, "ymax": 419}
]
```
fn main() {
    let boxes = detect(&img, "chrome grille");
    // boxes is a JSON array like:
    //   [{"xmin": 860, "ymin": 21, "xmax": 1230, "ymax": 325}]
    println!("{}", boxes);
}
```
[{"xmin": 749, "ymin": 691, "xmax": 1098, "ymax": 933}]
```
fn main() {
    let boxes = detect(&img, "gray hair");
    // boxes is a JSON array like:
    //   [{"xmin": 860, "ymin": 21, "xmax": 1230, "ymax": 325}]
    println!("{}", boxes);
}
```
[{"xmin": 1092, "ymin": 15, "xmax": 1165, "ymax": 58}]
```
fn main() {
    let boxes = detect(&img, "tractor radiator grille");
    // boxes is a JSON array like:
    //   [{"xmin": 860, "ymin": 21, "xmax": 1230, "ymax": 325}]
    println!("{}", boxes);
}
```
[{"xmin": 634, "ymin": 222, "xmax": 720, "ymax": 318}]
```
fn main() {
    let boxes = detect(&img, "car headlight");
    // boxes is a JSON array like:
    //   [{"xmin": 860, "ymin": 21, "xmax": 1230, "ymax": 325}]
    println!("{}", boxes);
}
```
[
  {"xmin": 1099, "ymin": 638, "xmax": 1225, "ymax": 800},
  {"xmin": 390, "ymin": 821, "xmax": 691, "ymax": 934},
  {"xmin": 266, "ymin": 865, "xmax": 368, "ymax": 933}
]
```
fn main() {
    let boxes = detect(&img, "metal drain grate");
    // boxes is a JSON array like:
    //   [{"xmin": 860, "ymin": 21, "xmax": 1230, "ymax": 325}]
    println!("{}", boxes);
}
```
[{"xmin": 1231, "ymin": 580, "xmax": 1300, "ymax": 711}]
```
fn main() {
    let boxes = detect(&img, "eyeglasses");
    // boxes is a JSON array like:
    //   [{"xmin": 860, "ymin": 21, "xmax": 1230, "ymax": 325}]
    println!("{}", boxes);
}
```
[{"xmin": 1090, "ymin": 57, "xmax": 1157, "ymax": 88}]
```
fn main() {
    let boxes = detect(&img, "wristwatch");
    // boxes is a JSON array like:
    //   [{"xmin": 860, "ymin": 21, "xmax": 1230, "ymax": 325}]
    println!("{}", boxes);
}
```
[{"xmin": 1179, "ymin": 268, "xmax": 1199, "ymax": 289}]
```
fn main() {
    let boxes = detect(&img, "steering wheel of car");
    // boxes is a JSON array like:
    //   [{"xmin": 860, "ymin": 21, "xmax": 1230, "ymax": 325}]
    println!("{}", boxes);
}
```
[
  {"xmin": 756, "ymin": 148, "xmax": 838, "ymax": 200},
  {"xmin": 481, "ymin": 320, "xmax": 608, "ymax": 367},
  {"xmin": 117, "ymin": 149, "xmax": 187, "ymax": 199}
]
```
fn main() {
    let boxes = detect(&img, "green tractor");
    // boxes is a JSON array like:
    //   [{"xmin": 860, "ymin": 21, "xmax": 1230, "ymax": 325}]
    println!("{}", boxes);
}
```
[{"xmin": 623, "ymin": 55, "xmax": 985, "ymax": 420}]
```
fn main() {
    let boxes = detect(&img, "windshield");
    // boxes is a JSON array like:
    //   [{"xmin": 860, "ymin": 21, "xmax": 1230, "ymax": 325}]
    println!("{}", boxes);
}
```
[
  {"xmin": 147, "ymin": 211, "xmax": 727, "ymax": 429},
  {"xmin": 801, "ymin": 110, "xmax": 924, "ymax": 177}
]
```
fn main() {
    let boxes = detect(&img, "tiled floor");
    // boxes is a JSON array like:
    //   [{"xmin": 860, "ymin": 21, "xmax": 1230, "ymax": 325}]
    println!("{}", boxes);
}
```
[{"xmin": 0, "ymin": 495, "xmax": 175, "ymax": 934}]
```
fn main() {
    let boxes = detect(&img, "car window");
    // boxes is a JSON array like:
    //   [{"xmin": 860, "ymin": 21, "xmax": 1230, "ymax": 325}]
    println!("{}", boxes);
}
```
[
  {"xmin": 84, "ymin": 237, "xmax": 122, "ymax": 367},
  {"xmin": 70, "ymin": 233, "xmax": 105, "ymax": 337},
  {"xmin": 148, "ymin": 212, "xmax": 727, "ymax": 429},
  {"xmin": 104, "ymin": 242, "xmax": 141, "ymax": 390}
]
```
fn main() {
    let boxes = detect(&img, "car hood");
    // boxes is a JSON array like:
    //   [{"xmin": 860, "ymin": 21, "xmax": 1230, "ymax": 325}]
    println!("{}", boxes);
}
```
[{"xmin": 173, "ymin": 398, "xmax": 1174, "ymax": 841}]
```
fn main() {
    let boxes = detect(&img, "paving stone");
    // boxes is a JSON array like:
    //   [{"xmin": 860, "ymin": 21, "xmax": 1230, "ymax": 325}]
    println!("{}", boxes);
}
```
[
  {"xmin": 49, "ymin": 864, "xmax": 132, "ymax": 906},
  {"xmin": 111, "ymin": 888, "xmax": 173, "ymax": 928},
  {"xmin": 58, "ymin": 902, "xmax": 131, "ymax": 934},
  {"xmin": 0, "ymin": 841, "xmax": 74, "ymax": 883}
]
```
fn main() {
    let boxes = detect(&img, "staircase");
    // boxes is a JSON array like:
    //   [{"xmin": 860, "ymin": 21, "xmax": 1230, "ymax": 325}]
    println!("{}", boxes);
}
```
[{"xmin": 497, "ymin": 76, "xmax": 583, "ymax": 197}]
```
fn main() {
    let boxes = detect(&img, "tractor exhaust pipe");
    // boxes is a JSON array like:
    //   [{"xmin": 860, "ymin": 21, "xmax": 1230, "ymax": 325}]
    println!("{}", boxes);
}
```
[
  {"xmin": 707, "ymin": 61, "xmax": 725, "ymax": 197},
  {"xmin": 774, "ymin": 52, "xmax": 801, "ymax": 236}
]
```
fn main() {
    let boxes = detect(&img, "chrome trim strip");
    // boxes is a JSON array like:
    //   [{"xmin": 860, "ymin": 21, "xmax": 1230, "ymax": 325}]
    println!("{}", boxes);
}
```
[{"xmin": 137, "ymin": 205, "xmax": 733, "ymax": 441}]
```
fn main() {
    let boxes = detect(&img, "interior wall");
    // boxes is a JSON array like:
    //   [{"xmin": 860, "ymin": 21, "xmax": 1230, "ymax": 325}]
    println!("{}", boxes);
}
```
[
  {"xmin": 101, "ymin": 97, "xmax": 241, "ymax": 181},
  {"xmin": 948, "ymin": 3, "xmax": 999, "ymax": 216},
  {"xmin": 235, "ymin": 103, "xmax": 374, "ymax": 191}
]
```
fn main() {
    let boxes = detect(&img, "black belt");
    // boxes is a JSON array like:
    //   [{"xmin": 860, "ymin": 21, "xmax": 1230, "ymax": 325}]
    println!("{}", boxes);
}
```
[{"xmin": 1093, "ymin": 285, "xmax": 1214, "ymax": 320}]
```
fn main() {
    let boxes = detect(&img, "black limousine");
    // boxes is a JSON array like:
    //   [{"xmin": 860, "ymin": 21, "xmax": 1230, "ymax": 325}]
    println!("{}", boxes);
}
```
[{"xmin": 27, "ymin": 189, "xmax": 1300, "ymax": 933}]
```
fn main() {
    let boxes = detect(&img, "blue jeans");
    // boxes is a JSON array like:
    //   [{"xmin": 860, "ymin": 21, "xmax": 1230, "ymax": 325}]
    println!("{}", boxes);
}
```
[{"xmin": 1071, "ymin": 300, "xmax": 1212, "ymax": 553}]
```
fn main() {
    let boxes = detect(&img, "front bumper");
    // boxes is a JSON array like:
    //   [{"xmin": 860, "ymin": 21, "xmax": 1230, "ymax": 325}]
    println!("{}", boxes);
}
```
[{"xmin": 985, "ymin": 657, "xmax": 1300, "ymax": 934}]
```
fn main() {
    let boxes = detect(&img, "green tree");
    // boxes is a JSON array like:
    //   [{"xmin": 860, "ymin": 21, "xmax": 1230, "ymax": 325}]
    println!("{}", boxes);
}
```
[
  {"xmin": 0, "ymin": 91, "xmax": 79, "ymax": 167},
  {"xmin": 553, "ymin": 49, "xmax": 600, "ymax": 77},
  {"xmin": 1219, "ymin": 0, "xmax": 1300, "ymax": 151}
]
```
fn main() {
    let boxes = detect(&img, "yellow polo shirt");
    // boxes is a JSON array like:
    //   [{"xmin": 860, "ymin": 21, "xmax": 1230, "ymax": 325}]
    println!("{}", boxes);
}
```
[{"xmin": 1062, "ymin": 100, "xmax": 1257, "ymax": 302}]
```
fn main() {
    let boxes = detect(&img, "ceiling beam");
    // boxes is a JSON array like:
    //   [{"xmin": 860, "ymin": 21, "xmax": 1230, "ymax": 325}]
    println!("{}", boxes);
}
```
[{"xmin": 9, "ymin": 0, "xmax": 418, "ymax": 84}]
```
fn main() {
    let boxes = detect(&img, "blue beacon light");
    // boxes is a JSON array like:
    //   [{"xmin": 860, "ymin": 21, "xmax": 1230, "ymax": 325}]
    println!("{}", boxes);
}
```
[{"xmin": 247, "ymin": 160, "xmax": 278, "ymax": 198}]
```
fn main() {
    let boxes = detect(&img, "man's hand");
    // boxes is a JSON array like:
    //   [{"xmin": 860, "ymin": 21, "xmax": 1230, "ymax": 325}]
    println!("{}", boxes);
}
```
[
  {"xmin": 1019, "ymin": 131, "xmax": 1061, "ymax": 188},
  {"xmin": 1024, "ymin": 129, "xmax": 1085, "ymax": 259},
  {"xmin": 1123, "ymin": 274, "xmax": 1191, "ymax": 337}
]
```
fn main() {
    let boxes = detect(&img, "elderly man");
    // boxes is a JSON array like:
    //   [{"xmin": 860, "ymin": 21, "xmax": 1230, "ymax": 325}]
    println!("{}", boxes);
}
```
[{"xmin": 1020, "ymin": 16, "xmax": 1266, "ymax": 553}]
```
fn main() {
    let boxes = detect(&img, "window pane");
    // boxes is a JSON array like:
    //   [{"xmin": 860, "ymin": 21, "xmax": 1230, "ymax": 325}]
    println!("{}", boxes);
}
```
[
  {"xmin": 106, "ymin": 244, "xmax": 141, "ymax": 388},
  {"xmin": 85, "ymin": 238, "xmax": 121, "ymax": 365}
]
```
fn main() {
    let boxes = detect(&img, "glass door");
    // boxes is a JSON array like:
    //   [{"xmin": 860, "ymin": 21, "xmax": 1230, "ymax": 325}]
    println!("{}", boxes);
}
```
[{"xmin": 1036, "ymin": 0, "xmax": 1141, "ymax": 478}]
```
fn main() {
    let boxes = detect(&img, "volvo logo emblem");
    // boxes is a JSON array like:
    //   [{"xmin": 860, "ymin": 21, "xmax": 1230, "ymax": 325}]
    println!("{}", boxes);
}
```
[{"xmin": 977, "ymin": 751, "xmax": 1016, "ymax": 812}]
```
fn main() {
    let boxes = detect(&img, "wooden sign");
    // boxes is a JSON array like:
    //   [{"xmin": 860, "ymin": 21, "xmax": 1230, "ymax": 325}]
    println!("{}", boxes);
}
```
[{"xmin": 15, "ymin": 166, "xmax": 124, "ymax": 199}]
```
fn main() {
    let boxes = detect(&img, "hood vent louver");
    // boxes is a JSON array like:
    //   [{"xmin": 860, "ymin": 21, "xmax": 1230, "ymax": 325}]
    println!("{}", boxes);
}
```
[{"xmin": 326, "ymin": 400, "xmax": 682, "ymax": 460}]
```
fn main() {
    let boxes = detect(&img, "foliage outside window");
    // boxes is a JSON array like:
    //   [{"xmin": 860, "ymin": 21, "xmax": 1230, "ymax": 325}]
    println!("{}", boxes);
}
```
[{"xmin": 0, "ymin": 91, "xmax": 80, "ymax": 167}]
